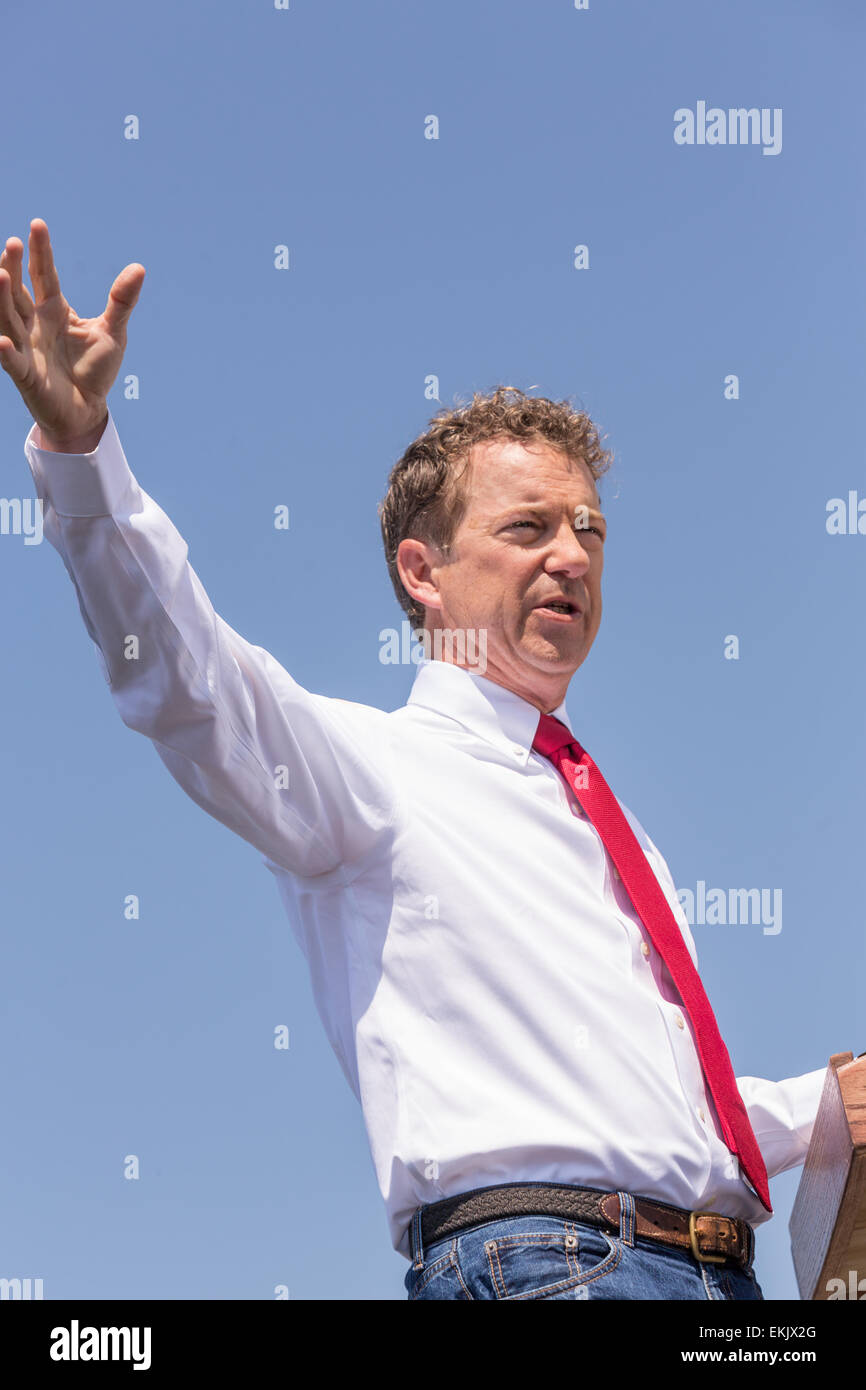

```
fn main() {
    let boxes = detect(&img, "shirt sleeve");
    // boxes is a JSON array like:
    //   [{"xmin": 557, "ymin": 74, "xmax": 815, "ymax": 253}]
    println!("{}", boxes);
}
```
[
  {"xmin": 24, "ymin": 410, "xmax": 394, "ymax": 879},
  {"xmin": 736, "ymin": 1069, "xmax": 825, "ymax": 1177}
]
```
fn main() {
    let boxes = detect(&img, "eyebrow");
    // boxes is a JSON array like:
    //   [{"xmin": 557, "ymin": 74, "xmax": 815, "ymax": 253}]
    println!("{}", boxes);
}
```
[{"xmin": 491, "ymin": 503, "xmax": 606, "ymax": 523}]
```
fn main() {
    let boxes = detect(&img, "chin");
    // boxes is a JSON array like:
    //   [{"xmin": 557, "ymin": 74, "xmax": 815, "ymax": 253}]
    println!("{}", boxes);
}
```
[{"xmin": 523, "ymin": 638, "xmax": 585, "ymax": 672}]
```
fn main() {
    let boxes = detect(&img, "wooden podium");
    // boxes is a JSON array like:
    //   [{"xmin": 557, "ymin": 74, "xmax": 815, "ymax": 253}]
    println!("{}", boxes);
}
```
[{"xmin": 789, "ymin": 1051, "xmax": 866, "ymax": 1299}]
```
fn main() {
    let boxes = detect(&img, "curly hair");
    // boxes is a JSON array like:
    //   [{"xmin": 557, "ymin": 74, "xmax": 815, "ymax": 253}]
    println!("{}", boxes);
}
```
[{"xmin": 378, "ymin": 385, "xmax": 614, "ymax": 631}]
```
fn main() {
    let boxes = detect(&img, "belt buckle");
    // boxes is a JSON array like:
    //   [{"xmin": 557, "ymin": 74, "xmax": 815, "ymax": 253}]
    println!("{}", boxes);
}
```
[{"xmin": 688, "ymin": 1209, "xmax": 727, "ymax": 1264}]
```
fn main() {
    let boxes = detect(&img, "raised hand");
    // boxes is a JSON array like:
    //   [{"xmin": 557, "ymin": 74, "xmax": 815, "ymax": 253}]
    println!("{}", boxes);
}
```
[{"xmin": 0, "ymin": 219, "xmax": 145, "ymax": 449}]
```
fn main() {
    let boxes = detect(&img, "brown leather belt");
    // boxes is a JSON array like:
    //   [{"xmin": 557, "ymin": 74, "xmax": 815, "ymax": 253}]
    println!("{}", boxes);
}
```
[{"xmin": 411, "ymin": 1182, "xmax": 755, "ymax": 1270}]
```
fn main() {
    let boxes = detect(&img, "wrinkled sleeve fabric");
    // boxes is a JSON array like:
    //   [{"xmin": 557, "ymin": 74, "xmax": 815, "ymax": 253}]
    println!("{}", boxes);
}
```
[
  {"xmin": 638, "ymin": 823, "xmax": 825, "ymax": 1177},
  {"xmin": 24, "ymin": 411, "xmax": 394, "ymax": 879},
  {"xmin": 735, "ymin": 1069, "xmax": 825, "ymax": 1177}
]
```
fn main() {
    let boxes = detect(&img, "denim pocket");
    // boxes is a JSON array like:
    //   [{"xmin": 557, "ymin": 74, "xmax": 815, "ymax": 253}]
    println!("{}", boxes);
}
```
[
  {"xmin": 405, "ymin": 1239, "xmax": 470, "ymax": 1300},
  {"xmin": 479, "ymin": 1219, "xmax": 621, "ymax": 1300}
]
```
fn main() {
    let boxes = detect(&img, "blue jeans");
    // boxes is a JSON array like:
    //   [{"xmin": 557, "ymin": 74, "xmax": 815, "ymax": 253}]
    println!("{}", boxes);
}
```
[{"xmin": 404, "ymin": 1191, "xmax": 763, "ymax": 1300}]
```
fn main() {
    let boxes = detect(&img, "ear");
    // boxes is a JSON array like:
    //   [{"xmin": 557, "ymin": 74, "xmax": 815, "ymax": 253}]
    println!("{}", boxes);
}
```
[{"xmin": 396, "ymin": 537, "xmax": 444, "ymax": 616}]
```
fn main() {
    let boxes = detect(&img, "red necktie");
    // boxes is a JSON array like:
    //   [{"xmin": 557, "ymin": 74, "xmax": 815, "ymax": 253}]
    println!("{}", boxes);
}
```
[{"xmin": 532, "ymin": 712, "xmax": 772, "ymax": 1213}]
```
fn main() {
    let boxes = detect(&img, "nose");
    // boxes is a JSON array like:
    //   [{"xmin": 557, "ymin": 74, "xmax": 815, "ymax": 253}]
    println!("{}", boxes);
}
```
[{"xmin": 544, "ymin": 518, "xmax": 593, "ymax": 579}]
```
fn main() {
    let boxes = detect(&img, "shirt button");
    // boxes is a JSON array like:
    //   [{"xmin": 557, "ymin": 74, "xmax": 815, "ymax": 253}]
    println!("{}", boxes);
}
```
[
  {"xmin": 698, "ymin": 1107, "xmax": 706, "ymax": 1123},
  {"xmin": 674, "ymin": 1011, "xmax": 685, "ymax": 1029},
  {"xmin": 640, "ymin": 941, "xmax": 650, "ymax": 959},
  {"xmin": 611, "ymin": 864, "xmax": 621, "ymax": 881}
]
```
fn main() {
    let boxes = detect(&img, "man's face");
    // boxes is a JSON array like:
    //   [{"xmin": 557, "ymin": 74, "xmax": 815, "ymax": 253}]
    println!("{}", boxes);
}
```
[{"xmin": 397, "ymin": 435, "xmax": 606, "ymax": 711}]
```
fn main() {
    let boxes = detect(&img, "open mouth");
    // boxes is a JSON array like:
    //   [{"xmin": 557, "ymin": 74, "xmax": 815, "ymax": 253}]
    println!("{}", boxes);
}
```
[{"xmin": 534, "ymin": 599, "xmax": 581, "ymax": 619}]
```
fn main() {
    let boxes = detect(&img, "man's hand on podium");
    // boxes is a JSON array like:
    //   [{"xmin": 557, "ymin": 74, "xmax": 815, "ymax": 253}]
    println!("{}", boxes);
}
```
[{"xmin": 0, "ymin": 218, "xmax": 145, "ymax": 452}]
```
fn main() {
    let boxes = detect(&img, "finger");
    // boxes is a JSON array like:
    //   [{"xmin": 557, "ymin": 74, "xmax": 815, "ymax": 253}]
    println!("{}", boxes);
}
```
[
  {"xmin": 102, "ymin": 262, "xmax": 146, "ymax": 337},
  {"xmin": 0, "ymin": 332, "xmax": 26, "ymax": 382},
  {"xmin": 0, "ymin": 237, "xmax": 36, "ymax": 320},
  {"xmin": 0, "ymin": 268, "xmax": 27, "ymax": 348},
  {"xmin": 28, "ymin": 218, "xmax": 63, "ymax": 304}
]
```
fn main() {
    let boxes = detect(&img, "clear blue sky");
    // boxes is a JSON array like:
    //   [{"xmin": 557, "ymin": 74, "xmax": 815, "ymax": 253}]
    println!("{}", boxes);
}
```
[{"xmin": 1, "ymin": 0, "xmax": 863, "ymax": 1301}]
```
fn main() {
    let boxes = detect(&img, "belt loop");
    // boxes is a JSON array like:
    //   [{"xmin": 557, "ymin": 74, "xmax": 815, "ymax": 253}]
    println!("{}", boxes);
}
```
[
  {"xmin": 410, "ymin": 1206, "xmax": 425, "ymax": 1271},
  {"xmin": 744, "ymin": 1220, "xmax": 755, "ymax": 1271},
  {"xmin": 617, "ymin": 1190, "xmax": 636, "ymax": 1247}
]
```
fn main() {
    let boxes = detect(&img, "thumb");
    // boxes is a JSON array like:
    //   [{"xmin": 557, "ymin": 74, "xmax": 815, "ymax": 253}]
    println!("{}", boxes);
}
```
[{"xmin": 102, "ymin": 263, "xmax": 146, "ymax": 337}]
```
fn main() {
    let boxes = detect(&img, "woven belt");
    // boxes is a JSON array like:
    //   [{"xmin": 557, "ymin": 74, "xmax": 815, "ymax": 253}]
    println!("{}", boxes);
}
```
[{"xmin": 412, "ymin": 1182, "xmax": 754, "ymax": 1269}]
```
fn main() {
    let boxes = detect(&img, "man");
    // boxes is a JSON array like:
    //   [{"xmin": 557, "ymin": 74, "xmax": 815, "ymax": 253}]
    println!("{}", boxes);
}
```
[{"xmin": 1, "ymin": 220, "xmax": 825, "ymax": 1301}]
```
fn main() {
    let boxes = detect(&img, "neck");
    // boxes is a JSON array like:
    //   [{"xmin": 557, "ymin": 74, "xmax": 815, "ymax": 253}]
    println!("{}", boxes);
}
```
[{"xmin": 436, "ymin": 657, "xmax": 569, "ymax": 715}]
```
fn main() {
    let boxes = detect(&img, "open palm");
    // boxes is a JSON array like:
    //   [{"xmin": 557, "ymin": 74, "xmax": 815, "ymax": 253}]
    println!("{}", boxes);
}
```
[{"xmin": 0, "ymin": 218, "xmax": 145, "ymax": 443}]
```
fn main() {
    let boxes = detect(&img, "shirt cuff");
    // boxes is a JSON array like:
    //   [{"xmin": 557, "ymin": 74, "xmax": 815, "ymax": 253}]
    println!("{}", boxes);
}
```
[{"xmin": 24, "ymin": 410, "xmax": 134, "ymax": 517}]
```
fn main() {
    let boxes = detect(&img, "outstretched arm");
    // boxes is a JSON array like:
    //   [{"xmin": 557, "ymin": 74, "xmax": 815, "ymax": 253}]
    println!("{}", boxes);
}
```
[{"xmin": 5, "ymin": 221, "xmax": 393, "ymax": 878}]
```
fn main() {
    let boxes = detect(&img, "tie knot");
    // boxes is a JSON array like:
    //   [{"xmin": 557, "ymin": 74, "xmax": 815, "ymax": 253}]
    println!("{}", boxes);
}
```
[{"xmin": 532, "ymin": 712, "xmax": 578, "ymax": 760}]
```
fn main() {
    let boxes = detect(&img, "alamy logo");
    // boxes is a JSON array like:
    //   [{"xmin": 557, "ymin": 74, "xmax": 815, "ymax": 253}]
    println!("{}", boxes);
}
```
[
  {"xmin": 677, "ymin": 881, "xmax": 782, "ymax": 936},
  {"xmin": 674, "ymin": 102, "xmax": 782, "ymax": 156},
  {"xmin": 0, "ymin": 1276, "xmax": 43, "ymax": 1299},
  {"xmin": 826, "ymin": 1271, "xmax": 866, "ymax": 1300},
  {"xmin": 0, "ymin": 496, "xmax": 43, "ymax": 544},
  {"xmin": 49, "ymin": 1320, "xmax": 151, "ymax": 1371},
  {"xmin": 379, "ymin": 620, "xmax": 488, "ymax": 673},
  {"xmin": 826, "ymin": 491, "xmax": 866, "ymax": 534}
]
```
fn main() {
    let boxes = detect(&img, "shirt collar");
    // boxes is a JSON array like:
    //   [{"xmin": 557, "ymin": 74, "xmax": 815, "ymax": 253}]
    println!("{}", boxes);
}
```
[{"xmin": 405, "ymin": 655, "xmax": 573, "ymax": 765}]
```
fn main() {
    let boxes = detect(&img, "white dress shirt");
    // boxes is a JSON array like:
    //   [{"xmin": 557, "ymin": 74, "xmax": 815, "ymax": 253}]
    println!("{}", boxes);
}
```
[{"xmin": 24, "ymin": 411, "xmax": 825, "ymax": 1258}]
